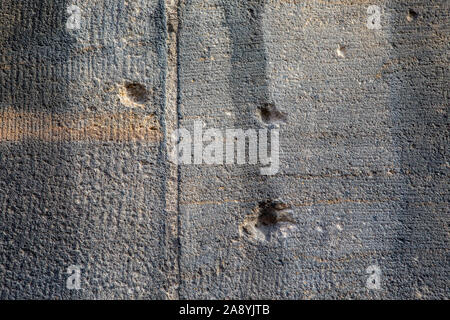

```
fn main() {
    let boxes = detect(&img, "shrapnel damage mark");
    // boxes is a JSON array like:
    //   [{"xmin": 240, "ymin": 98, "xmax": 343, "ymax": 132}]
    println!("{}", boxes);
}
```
[
  {"xmin": 240, "ymin": 199, "xmax": 297, "ymax": 242},
  {"xmin": 258, "ymin": 103, "xmax": 287, "ymax": 125},
  {"xmin": 119, "ymin": 82, "xmax": 150, "ymax": 107}
]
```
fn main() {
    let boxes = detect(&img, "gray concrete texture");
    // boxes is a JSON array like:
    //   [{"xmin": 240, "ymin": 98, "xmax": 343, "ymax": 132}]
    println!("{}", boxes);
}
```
[{"xmin": 0, "ymin": 0, "xmax": 448, "ymax": 299}]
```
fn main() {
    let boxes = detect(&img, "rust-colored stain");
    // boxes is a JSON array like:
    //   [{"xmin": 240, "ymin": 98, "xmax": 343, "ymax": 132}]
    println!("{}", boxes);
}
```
[{"xmin": 0, "ymin": 109, "xmax": 160, "ymax": 143}]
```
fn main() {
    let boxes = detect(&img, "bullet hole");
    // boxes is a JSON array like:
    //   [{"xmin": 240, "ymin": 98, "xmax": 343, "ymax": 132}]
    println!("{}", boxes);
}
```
[
  {"xmin": 168, "ymin": 21, "xmax": 175, "ymax": 33},
  {"xmin": 124, "ymin": 82, "xmax": 148, "ymax": 105},
  {"xmin": 248, "ymin": 8, "xmax": 256, "ymax": 19},
  {"xmin": 406, "ymin": 9, "xmax": 418, "ymax": 22},
  {"xmin": 241, "ymin": 200, "xmax": 297, "ymax": 242},
  {"xmin": 257, "ymin": 200, "xmax": 295, "ymax": 226},
  {"xmin": 336, "ymin": 45, "xmax": 346, "ymax": 58},
  {"xmin": 258, "ymin": 103, "xmax": 287, "ymax": 125}
]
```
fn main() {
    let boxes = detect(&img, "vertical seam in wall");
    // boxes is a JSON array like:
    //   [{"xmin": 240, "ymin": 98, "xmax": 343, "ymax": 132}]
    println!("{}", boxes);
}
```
[
  {"xmin": 163, "ymin": 0, "xmax": 181, "ymax": 300},
  {"xmin": 175, "ymin": 1, "xmax": 182, "ymax": 299}
]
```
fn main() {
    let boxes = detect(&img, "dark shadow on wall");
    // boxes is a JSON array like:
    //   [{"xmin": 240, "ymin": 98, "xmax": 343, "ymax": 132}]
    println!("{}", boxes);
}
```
[
  {"xmin": 0, "ymin": 0, "xmax": 77, "ymax": 112},
  {"xmin": 0, "ymin": 0, "xmax": 81, "ymax": 299},
  {"xmin": 221, "ymin": 0, "xmax": 278, "ymax": 197},
  {"xmin": 220, "ymin": 0, "xmax": 297, "ymax": 299},
  {"xmin": 222, "ymin": 0, "xmax": 270, "ymax": 127},
  {"xmin": 386, "ymin": 2, "xmax": 448, "ymax": 298}
]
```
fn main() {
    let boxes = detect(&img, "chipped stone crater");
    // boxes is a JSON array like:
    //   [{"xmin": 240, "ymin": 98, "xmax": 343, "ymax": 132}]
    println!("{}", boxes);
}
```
[
  {"xmin": 119, "ymin": 82, "xmax": 150, "ymax": 107},
  {"xmin": 258, "ymin": 103, "xmax": 287, "ymax": 125},
  {"xmin": 241, "ymin": 199, "xmax": 297, "ymax": 242}
]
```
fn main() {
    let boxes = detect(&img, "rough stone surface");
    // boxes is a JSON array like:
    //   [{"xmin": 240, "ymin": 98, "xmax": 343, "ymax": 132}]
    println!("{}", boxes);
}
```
[{"xmin": 0, "ymin": 0, "xmax": 448, "ymax": 299}]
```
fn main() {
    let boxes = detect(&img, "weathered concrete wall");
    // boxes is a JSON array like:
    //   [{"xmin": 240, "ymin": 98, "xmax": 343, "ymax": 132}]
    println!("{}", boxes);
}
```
[
  {"xmin": 0, "ymin": 0, "xmax": 448, "ymax": 299},
  {"xmin": 0, "ymin": 0, "xmax": 172, "ymax": 299}
]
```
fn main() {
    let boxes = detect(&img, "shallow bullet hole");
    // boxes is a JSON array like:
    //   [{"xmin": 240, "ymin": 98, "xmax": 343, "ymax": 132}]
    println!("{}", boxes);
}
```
[
  {"xmin": 337, "ymin": 45, "xmax": 346, "ymax": 58},
  {"xmin": 258, "ymin": 103, "xmax": 287, "ymax": 124},
  {"xmin": 407, "ymin": 9, "xmax": 418, "ymax": 22},
  {"xmin": 124, "ymin": 82, "xmax": 148, "ymax": 104}
]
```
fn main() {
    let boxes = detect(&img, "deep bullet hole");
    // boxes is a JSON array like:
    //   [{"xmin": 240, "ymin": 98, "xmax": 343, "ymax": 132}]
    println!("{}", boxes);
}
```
[
  {"xmin": 407, "ymin": 9, "xmax": 418, "ymax": 22},
  {"xmin": 337, "ymin": 45, "xmax": 346, "ymax": 58},
  {"xmin": 241, "ymin": 200, "xmax": 297, "ymax": 242},
  {"xmin": 257, "ymin": 200, "xmax": 295, "ymax": 226},
  {"xmin": 168, "ymin": 21, "xmax": 175, "ymax": 33},
  {"xmin": 248, "ymin": 8, "xmax": 256, "ymax": 19},
  {"xmin": 258, "ymin": 103, "xmax": 287, "ymax": 125},
  {"xmin": 124, "ymin": 82, "xmax": 148, "ymax": 104}
]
